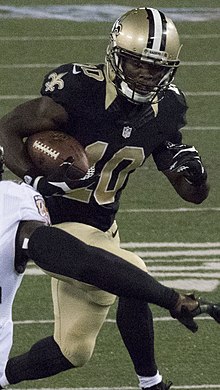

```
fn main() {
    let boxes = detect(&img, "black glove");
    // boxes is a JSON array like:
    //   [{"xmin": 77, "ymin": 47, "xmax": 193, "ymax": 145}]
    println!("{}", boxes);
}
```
[
  {"xmin": 198, "ymin": 297, "xmax": 220, "ymax": 323},
  {"xmin": 170, "ymin": 293, "xmax": 200, "ymax": 332},
  {"xmin": 24, "ymin": 162, "xmax": 98, "ymax": 196},
  {"xmin": 170, "ymin": 293, "xmax": 220, "ymax": 332},
  {"xmin": 163, "ymin": 142, "xmax": 207, "ymax": 186}
]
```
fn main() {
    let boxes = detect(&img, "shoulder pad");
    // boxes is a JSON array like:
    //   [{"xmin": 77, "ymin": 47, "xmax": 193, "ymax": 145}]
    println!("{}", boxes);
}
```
[
  {"xmin": 167, "ymin": 84, "xmax": 183, "ymax": 95},
  {"xmin": 167, "ymin": 84, "xmax": 187, "ymax": 106}
]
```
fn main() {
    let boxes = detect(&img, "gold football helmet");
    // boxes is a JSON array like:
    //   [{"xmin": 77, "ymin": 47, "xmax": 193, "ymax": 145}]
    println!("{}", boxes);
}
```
[{"xmin": 106, "ymin": 7, "xmax": 181, "ymax": 103}]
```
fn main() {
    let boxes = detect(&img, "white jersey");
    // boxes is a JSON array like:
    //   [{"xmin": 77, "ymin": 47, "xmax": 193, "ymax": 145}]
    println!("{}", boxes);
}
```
[
  {"xmin": 0, "ymin": 180, "xmax": 50, "ymax": 258},
  {"xmin": 0, "ymin": 180, "xmax": 50, "ymax": 379}
]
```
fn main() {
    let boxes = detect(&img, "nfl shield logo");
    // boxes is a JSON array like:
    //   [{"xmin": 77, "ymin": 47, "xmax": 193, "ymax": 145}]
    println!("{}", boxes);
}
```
[{"xmin": 122, "ymin": 126, "xmax": 132, "ymax": 138}]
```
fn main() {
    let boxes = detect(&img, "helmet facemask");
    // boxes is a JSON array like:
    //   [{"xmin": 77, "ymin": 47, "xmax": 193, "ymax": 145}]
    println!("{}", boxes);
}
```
[{"xmin": 106, "ymin": 7, "xmax": 181, "ymax": 104}]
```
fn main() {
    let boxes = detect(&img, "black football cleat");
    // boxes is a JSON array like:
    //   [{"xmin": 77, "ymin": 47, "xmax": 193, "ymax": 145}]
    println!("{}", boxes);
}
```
[{"xmin": 142, "ymin": 381, "xmax": 172, "ymax": 390}]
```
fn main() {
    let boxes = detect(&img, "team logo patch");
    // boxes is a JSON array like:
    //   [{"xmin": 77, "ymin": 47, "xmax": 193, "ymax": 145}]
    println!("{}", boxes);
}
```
[
  {"xmin": 44, "ymin": 72, "xmax": 68, "ymax": 92},
  {"xmin": 122, "ymin": 126, "xmax": 132, "ymax": 139},
  {"xmin": 34, "ymin": 195, "xmax": 51, "ymax": 224}
]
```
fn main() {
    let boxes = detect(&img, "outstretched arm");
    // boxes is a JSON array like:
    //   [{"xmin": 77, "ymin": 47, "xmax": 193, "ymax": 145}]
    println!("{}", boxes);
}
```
[
  {"xmin": 17, "ymin": 221, "xmax": 179, "ymax": 309},
  {"xmin": 17, "ymin": 222, "xmax": 220, "ymax": 333}
]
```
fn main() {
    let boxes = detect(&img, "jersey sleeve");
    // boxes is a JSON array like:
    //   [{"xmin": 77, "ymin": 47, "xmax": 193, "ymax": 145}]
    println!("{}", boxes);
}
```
[
  {"xmin": 20, "ymin": 183, "xmax": 50, "ymax": 225},
  {"xmin": 152, "ymin": 85, "xmax": 188, "ymax": 171},
  {"xmin": 40, "ymin": 63, "xmax": 106, "ymax": 120},
  {"xmin": 40, "ymin": 63, "xmax": 77, "ymax": 108},
  {"xmin": 158, "ymin": 85, "xmax": 188, "ymax": 134}
]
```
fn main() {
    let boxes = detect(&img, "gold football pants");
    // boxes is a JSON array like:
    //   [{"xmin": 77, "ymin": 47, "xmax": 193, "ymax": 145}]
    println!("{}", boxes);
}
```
[{"xmin": 48, "ymin": 221, "xmax": 147, "ymax": 366}]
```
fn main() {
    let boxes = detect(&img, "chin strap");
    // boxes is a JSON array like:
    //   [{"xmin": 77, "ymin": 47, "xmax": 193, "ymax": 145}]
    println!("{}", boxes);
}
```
[{"xmin": 120, "ymin": 80, "xmax": 156, "ymax": 103}]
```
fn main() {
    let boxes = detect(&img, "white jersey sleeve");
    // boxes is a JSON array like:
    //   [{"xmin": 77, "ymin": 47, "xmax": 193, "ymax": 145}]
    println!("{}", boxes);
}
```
[{"xmin": 0, "ymin": 180, "xmax": 50, "ymax": 229}]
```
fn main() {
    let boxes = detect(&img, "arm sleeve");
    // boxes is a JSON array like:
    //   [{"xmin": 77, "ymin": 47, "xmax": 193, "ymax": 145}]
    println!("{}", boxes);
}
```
[
  {"xmin": 152, "ymin": 86, "xmax": 187, "ymax": 171},
  {"xmin": 20, "ymin": 184, "xmax": 50, "ymax": 225}
]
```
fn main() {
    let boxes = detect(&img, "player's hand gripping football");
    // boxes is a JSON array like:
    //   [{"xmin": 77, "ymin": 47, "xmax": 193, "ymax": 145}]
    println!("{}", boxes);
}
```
[
  {"xmin": 164, "ymin": 142, "xmax": 207, "ymax": 186},
  {"xmin": 25, "ymin": 162, "xmax": 98, "ymax": 196},
  {"xmin": 170, "ymin": 293, "xmax": 220, "ymax": 332}
]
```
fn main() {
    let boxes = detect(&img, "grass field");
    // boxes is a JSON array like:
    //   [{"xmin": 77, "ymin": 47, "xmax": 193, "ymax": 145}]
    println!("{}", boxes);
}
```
[{"xmin": 1, "ymin": 1, "xmax": 220, "ymax": 389}]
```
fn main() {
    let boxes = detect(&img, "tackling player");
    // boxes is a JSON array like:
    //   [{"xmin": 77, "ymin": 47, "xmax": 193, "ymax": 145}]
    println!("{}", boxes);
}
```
[
  {"xmin": 0, "ymin": 147, "xmax": 51, "ymax": 382},
  {"xmin": 0, "ymin": 7, "xmax": 210, "ymax": 390}
]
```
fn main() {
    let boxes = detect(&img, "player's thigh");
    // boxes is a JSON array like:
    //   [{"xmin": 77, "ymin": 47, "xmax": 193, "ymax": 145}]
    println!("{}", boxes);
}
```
[{"xmin": 52, "ymin": 277, "xmax": 115, "ymax": 365}]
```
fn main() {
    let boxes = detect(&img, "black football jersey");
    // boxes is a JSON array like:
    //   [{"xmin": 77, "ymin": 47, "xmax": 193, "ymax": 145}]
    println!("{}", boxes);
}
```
[{"xmin": 40, "ymin": 62, "xmax": 187, "ymax": 231}]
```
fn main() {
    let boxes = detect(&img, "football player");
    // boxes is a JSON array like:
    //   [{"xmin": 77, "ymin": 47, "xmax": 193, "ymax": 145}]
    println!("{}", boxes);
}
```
[
  {"xmin": 0, "ymin": 7, "xmax": 210, "ymax": 390},
  {"xmin": 0, "ymin": 146, "xmax": 51, "ymax": 382}
]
